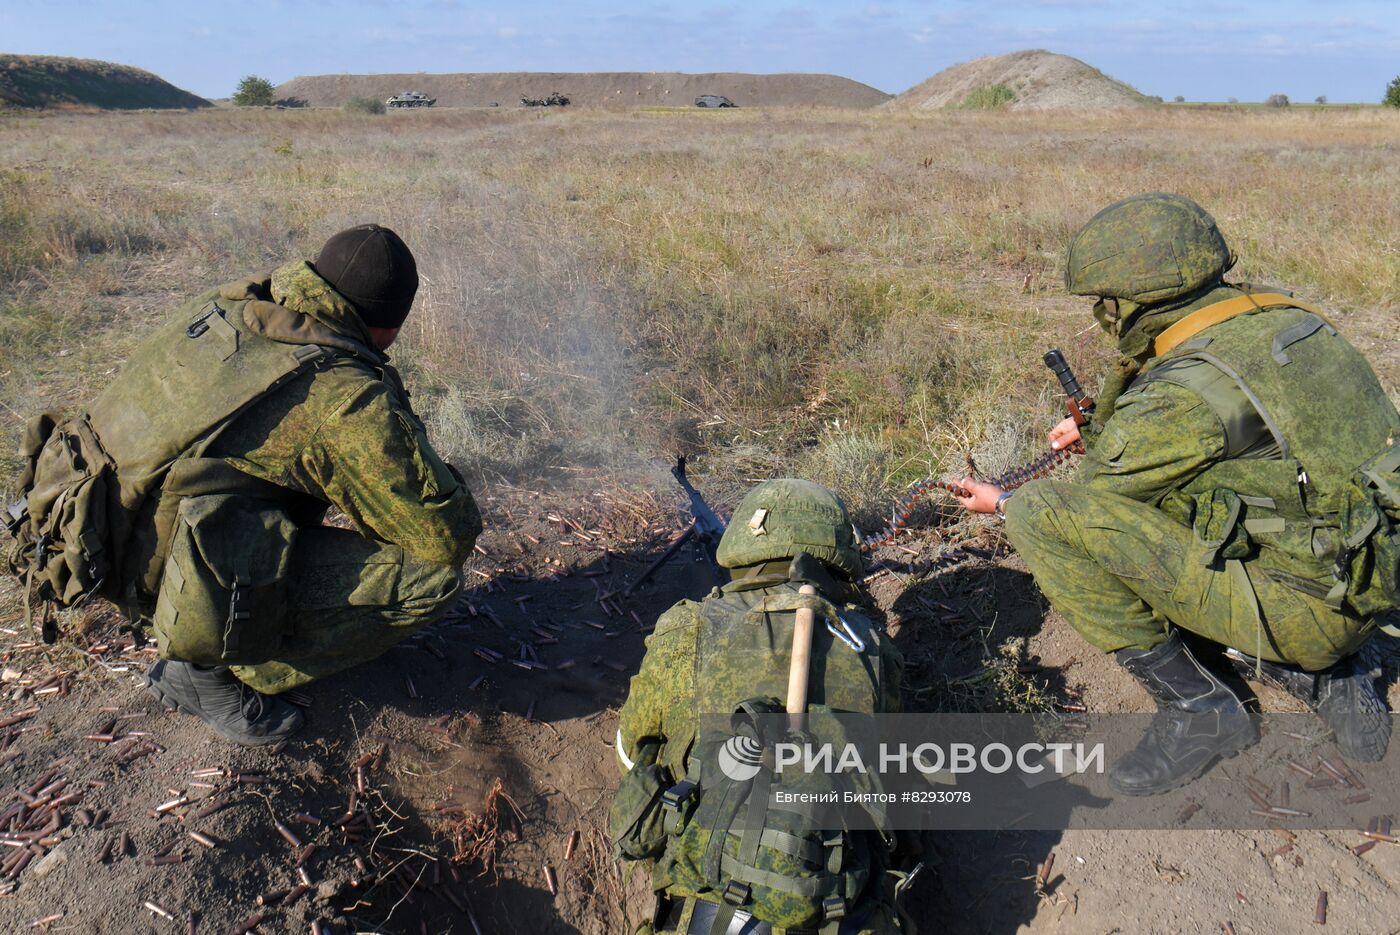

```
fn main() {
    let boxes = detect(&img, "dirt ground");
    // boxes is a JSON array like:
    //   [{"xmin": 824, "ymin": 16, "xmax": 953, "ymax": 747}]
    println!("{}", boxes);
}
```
[{"xmin": 1, "ymin": 484, "xmax": 1398, "ymax": 934}]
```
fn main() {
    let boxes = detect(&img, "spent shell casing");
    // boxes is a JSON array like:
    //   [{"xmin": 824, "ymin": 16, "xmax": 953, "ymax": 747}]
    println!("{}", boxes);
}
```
[
  {"xmin": 543, "ymin": 864, "xmax": 558, "ymax": 896},
  {"xmin": 143, "ymin": 901, "xmax": 173, "ymax": 920},
  {"xmin": 564, "ymin": 829, "xmax": 580, "ymax": 861},
  {"xmin": 1314, "ymin": 890, "xmax": 1328, "ymax": 925},
  {"xmin": 274, "ymin": 821, "xmax": 302, "ymax": 848}
]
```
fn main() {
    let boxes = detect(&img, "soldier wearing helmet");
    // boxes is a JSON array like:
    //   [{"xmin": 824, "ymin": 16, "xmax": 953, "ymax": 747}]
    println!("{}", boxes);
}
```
[
  {"xmin": 611, "ymin": 479, "xmax": 924, "ymax": 934},
  {"xmin": 956, "ymin": 193, "xmax": 1398, "ymax": 794}
]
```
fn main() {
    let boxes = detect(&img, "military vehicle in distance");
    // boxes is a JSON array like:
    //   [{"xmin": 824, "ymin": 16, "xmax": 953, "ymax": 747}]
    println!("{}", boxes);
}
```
[
  {"xmin": 521, "ymin": 92, "xmax": 570, "ymax": 107},
  {"xmin": 694, "ymin": 95, "xmax": 737, "ymax": 108},
  {"xmin": 385, "ymin": 91, "xmax": 436, "ymax": 109}
]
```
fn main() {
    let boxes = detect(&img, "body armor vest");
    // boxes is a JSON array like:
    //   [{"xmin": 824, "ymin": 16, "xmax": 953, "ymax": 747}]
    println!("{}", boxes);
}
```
[{"xmin": 1134, "ymin": 303, "xmax": 1400, "ymax": 594}]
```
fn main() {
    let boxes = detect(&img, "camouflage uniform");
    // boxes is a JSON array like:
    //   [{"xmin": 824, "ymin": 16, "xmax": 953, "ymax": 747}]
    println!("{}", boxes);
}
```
[
  {"xmin": 157, "ymin": 261, "xmax": 480, "ymax": 692},
  {"xmin": 616, "ymin": 480, "xmax": 911, "ymax": 935},
  {"xmin": 1005, "ymin": 197, "xmax": 1399, "ymax": 672}
]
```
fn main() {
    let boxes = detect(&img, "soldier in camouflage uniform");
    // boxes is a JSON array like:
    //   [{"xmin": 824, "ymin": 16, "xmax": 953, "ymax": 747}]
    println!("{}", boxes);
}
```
[
  {"xmin": 956, "ymin": 194, "xmax": 1397, "ymax": 793},
  {"xmin": 119, "ymin": 225, "xmax": 481, "ymax": 743},
  {"xmin": 613, "ymin": 480, "xmax": 920, "ymax": 935}
]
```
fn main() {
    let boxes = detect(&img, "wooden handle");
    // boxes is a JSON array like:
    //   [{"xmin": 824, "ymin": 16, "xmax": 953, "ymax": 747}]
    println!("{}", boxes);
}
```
[{"xmin": 786, "ymin": 584, "xmax": 818, "ymax": 718}]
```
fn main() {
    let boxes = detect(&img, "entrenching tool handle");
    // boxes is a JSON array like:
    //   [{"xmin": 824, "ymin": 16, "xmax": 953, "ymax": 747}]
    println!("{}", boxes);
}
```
[
  {"xmin": 786, "ymin": 585, "xmax": 818, "ymax": 728},
  {"xmin": 1043, "ymin": 348, "xmax": 1094, "ymax": 426}
]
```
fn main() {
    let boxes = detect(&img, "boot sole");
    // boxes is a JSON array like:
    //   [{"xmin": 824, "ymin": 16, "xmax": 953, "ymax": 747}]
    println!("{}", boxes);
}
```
[
  {"xmin": 143, "ymin": 674, "xmax": 298, "ymax": 747},
  {"xmin": 1109, "ymin": 726, "xmax": 1259, "ymax": 797}
]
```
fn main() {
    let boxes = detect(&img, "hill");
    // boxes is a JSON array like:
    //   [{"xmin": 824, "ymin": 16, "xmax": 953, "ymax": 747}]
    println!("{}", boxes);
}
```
[
  {"xmin": 273, "ymin": 71, "xmax": 891, "ymax": 109},
  {"xmin": 0, "ymin": 54, "xmax": 209, "ymax": 110},
  {"xmin": 886, "ymin": 49, "xmax": 1154, "ymax": 112}
]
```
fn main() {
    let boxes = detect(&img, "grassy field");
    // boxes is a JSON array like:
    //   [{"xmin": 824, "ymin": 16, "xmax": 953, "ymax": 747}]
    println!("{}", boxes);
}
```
[{"xmin": 2, "ymin": 105, "xmax": 1398, "ymax": 521}]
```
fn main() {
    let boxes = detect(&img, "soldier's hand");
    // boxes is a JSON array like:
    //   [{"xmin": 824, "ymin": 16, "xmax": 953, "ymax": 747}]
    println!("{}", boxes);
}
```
[
  {"xmin": 953, "ymin": 477, "xmax": 1004, "ymax": 514},
  {"xmin": 1048, "ymin": 417, "xmax": 1082, "ymax": 451}
]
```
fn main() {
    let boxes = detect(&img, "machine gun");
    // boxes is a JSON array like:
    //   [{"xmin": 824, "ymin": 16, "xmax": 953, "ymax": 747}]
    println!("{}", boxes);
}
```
[{"xmin": 624, "ymin": 456, "xmax": 726, "ymax": 596}]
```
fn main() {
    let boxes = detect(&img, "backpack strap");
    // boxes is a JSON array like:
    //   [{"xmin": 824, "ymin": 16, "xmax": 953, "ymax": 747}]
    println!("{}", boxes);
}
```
[{"xmin": 1153, "ymin": 293, "xmax": 1329, "ymax": 358}]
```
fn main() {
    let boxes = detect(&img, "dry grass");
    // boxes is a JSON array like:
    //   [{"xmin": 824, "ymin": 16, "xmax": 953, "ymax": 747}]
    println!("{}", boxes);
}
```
[{"xmin": 2, "ymin": 106, "xmax": 1398, "ymax": 517}]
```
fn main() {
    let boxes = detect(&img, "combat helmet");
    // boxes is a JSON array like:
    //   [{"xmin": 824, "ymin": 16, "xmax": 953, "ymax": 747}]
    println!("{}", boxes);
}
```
[
  {"xmin": 1065, "ymin": 193, "xmax": 1234, "ymax": 306},
  {"xmin": 716, "ymin": 479, "xmax": 862, "ymax": 581}
]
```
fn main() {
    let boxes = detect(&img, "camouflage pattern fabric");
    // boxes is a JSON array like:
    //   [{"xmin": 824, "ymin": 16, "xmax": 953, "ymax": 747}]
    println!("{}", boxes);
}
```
[
  {"xmin": 183, "ymin": 260, "xmax": 480, "ymax": 690},
  {"xmin": 230, "ymin": 526, "xmax": 461, "ymax": 693},
  {"xmin": 1009, "ymin": 288, "xmax": 1393, "ymax": 670},
  {"xmin": 208, "ymin": 261, "xmax": 482, "ymax": 570},
  {"xmin": 1065, "ymin": 193, "xmax": 1233, "ymax": 305},
  {"xmin": 1006, "ymin": 480, "xmax": 1367, "ymax": 670},
  {"xmin": 716, "ymin": 479, "xmax": 863, "ymax": 582},
  {"xmin": 617, "ymin": 559, "xmax": 906, "ymax": 934}
]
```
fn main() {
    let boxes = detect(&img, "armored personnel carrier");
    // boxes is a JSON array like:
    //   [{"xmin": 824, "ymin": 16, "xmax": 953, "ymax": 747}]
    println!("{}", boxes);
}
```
[
  {"xmin": 694, "ymin": 95, "xmax": 736, "ymax": 108},
  {"xmin": 385, "ymin": 91, "xmax": 436, "ymax": 108}
]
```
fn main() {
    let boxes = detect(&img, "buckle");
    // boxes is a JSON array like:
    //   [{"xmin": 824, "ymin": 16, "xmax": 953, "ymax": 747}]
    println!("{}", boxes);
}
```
[
  {"xmin": 4, "ymin": 500, "xmax": 26, "ymax": 537},
  {"xmin": 186, "ymin": 303, "xmax": 220, "ymax": 338},
  {"xmin": 820, "ymin": 895, "xmax": 846, "ymax": 921},
  {"xmin": 722, "ymin": 881, "xmax": 751, "ymax": 906},
  {"xmin": 291, "ymin": 344, "xmax": 330, "ymax": 366},
  {"xmin": 661, "ymin": 780, "xmax": 696, "ymax": 812}
]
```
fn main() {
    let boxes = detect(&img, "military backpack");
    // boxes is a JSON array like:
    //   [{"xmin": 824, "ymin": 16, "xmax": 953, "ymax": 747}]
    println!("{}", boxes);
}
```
[
  {"xmin": 4, "ymin": 285, "xmax": 343, "ymax": 656},
  {"xmin": 615, "ymin": 571, "xmax": 908, "ymax": 933}
]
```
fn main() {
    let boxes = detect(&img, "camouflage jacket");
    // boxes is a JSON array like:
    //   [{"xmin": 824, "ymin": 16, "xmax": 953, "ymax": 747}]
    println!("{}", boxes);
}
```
[
  {"xmin": 1063, "ymin": 285, "xmax": 1399, "ymax": 589},
  {"xmin": 204, "ymin": 261, "xmax": 481, "ymax": 567}
]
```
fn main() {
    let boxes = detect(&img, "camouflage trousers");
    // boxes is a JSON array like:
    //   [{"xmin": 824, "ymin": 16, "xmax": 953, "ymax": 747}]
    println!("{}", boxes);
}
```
[
  {"xmin": 1004, "ymin": 480, "xmax": 1370, "ymax": 671},
  {"xmin": 227, "ymin": 526, "xmax": 461, "ymax": 694}
]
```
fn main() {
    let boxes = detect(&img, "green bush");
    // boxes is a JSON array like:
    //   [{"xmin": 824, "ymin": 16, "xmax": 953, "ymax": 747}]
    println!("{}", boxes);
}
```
[
  {"xmin": 1385, "ymin": 76, "xmax": 1400, "ymax": 108},
  {"xmin": 344, "ymin": 96, "xmax": 386, "ymax": 115},
  {"xmin": 231, "ymin": 75, "xmax": 274, "ymax": 107},
  {"xmin": 959, "ymin": 84, "xmax": 1016, "ymax": 111}
]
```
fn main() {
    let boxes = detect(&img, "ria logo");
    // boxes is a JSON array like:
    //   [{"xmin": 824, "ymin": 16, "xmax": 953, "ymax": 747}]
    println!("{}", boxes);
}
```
[{"xmin": 717, "ymin": 734, "xmax": 765, "ymax": 782}]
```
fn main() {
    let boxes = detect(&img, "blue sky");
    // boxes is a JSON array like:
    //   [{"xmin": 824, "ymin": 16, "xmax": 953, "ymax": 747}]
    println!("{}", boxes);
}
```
[{"xmin": 2, "ymin": 1, "xmax": 1397, "ymax": 102}]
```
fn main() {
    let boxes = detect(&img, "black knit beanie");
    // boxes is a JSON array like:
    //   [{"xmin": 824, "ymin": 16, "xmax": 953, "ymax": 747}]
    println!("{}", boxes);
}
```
[{"xmin": 313, "ymin": 224, "xmax": 419, "ymax": 328}]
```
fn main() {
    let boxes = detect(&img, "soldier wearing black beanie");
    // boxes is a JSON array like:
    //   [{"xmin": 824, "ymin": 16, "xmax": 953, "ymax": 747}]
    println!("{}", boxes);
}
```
[{"xmin": 313, "ymin": 224, "xmax": 419, "ymax": 329}]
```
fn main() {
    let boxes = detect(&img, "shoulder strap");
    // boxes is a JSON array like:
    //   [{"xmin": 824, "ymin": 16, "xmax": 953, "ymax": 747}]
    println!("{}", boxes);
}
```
[{"xmin": 1153, "ymin": 293, "xmax": 1329, "ymax": 357}]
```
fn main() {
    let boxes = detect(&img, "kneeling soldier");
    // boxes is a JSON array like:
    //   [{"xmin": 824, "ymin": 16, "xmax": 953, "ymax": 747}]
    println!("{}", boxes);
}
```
[
  {"xmin": 611, "ymin": 479, "xmax": 925, "ymax": 934},
  {"xmin": 956, "ymin": 194, "xmax": 1398, "ymax": 793},
  {"xmin": 6, "ymin": 225, "xmax": 481, "ymax": 744}
]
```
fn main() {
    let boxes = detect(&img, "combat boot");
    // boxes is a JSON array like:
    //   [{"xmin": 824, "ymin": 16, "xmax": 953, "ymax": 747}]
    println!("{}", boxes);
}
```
[
  {"xmin": 144, "ymin": 660, "xmax": 304, "ymax": 746},
  {"xmin": 1225, "ymin": 648, "xmax": 1390, "ymax": 762},
  {"xmin": 1110, "ymin": 632, "xmax": 1257, "ymax": 795}
]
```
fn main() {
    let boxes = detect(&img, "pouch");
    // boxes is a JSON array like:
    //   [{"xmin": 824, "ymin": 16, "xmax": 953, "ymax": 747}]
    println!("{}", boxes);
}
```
[{"xmin": 151, "ymin": 494, "xmax": 296, "ymax": 665}]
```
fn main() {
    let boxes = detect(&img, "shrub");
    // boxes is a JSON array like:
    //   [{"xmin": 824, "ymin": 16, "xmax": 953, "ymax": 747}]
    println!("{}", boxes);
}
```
[
  {"xmin": 232, "ymin": 75, "xmax": 274, "ymax": 107},
  {"xmin": 1315, "ymin": 95, "xmax": 1327, "ymax": 105},
  {"xmin": 1265, "ymin": 93, "xmax": 1290, "ymax": 108},
  {"xmin": 1227, "ymin": 97, "xmax": 1239, "ymax": 104},
  {"xmin": 1385, "ymin": 76, "xmax": 1400, "ymax": 108},
  {"xmin": 344, "ymin": 96, "xmax": 386, "ymax": 115},
  {"xmin": 1173, "ymin": 95, "xmax": 1185, "ymax": 103},
  {"xmin": 959, "ymin": 84, "xmax": 1016, "ymax": 110}
]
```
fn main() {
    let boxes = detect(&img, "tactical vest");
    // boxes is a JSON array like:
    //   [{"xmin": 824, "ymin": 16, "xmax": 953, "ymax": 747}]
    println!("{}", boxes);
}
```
[
  {"xmin": 1133, "ymin": 301, "xmax": 1400, "ymax": 605},
  {"xmin": 655, "ymin": 577, "xmax": 898, "ymax": 932},
  {"xmin": 5, "ymin": 284, "xmax": 349, "ymax": 625}
]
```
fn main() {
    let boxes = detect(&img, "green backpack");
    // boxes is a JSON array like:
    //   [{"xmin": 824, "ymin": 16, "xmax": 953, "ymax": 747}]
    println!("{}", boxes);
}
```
[
  {"xmin": 653, "ymin": 575, "xmax": 897, "ymax": 932},
  {"xmin": 4, "ymin": 287, "xmax": 339, "ymax": 648}
]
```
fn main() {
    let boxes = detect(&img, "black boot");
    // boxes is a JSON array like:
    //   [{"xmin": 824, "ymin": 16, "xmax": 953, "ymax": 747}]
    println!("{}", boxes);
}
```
[
  {"xmin": 1226, "ymin": 648, "xmax": 1390, "ymax": 762},
  {"xmin": 1110, "ymin": 632, "xmax": 1258, "ymax": 795},
  {"xmin": 144, "ymin": 660, "xmax": 304, "ymax": 746}
]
